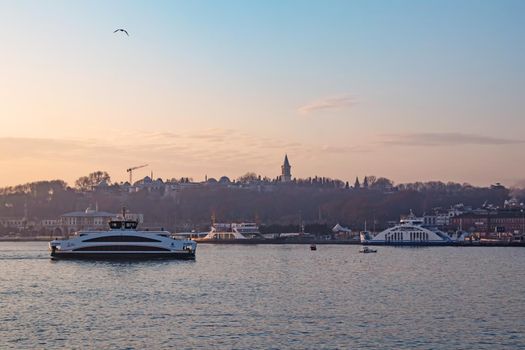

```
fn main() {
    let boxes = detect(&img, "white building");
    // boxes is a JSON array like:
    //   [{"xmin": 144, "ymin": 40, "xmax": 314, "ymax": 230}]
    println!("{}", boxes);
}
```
[
  {"xmin": 0, "ymin": 217, "xmax": 26, "ymax": 229},
  {"xmin": 41, "ymin": 219, "xmax": 60, "ymax": 228},
  {"xmin": 59, "ymin": 207, "xmax": 143, "ymax": 234}
]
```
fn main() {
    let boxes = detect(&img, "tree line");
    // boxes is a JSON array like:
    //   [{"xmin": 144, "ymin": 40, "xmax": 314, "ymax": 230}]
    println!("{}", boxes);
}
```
[{"xmin": 0, "ymin": 171, "xmax": 517, "ymax": 233}]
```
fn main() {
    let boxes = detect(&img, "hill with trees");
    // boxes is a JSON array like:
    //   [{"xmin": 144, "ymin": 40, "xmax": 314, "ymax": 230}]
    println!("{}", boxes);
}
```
[{"xmin": 0, "ymin": 171, "xmax": 517, "ymax": 235}]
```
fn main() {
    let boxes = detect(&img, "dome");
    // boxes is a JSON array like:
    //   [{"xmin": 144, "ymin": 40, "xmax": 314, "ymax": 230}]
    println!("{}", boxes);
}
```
[
  {"xmin": 134, "ymin": 176, "xmax": 152, "ymax": 186},
  {"xmin": 207, "ymin": 178, "xmax": 218, "ymax": 184},
  {"xmin": 219, "ymin": 176, "xmax": 231, "ymax": 184}
]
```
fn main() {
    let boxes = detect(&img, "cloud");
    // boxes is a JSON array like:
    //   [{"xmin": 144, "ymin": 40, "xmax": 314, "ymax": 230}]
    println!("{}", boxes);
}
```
[
  {"xmin": 319, "ymin": 145, "xmax": 370, "ymax": 154},
  {"xmin": 0, "ymin": 130, "xmax": 290, "ymax": 169},
  {"xmin": 0, "ymin": 128, "xmax": 368, "ymax": 186},
  {"xmin": 298, "ymin": 94, "xmax": 355, "ymax": 114},
  {"xmin": 0, "ymin": 137, "xmax": 112, "ymax": 161},
  {"xmin": 381, "ymin": 132, "xmax": 524, "ymax": 146}
]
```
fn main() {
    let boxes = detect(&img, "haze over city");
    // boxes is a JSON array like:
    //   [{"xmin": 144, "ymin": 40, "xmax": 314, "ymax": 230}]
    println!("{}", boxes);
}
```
[{"xmin": 1, "ymin": 0, "xmax": 524, "ymax": 187}]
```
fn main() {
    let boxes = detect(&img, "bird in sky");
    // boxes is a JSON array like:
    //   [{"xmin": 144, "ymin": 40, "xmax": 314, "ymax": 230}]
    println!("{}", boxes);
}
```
[{"xmin": 113, "ymin": 29, "xmax": 129, "ymax": 36}]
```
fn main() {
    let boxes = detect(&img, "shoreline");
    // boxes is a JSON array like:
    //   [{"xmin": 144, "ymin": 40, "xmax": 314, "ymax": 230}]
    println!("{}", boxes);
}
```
[{"xmin": 2, "ymin": 237, "xmax": 524, "ymax": 247}]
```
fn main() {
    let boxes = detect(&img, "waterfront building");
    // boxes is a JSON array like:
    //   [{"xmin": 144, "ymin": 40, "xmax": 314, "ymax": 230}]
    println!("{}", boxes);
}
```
[
  {"xmin": 423, "ymin": 210, "xmax": 454, "ymax": 227},
  {"xmin": 450, "ymin": 209, "xmax": 525, "ymax": 239},
  {"xmin": 332, "ymin": 223, "xmax": 358, "ymax": 240},
  {"xmin": 41, "ymin": 219, "xmax": 60, "ymax": 228},
  {"xmin": 280, "ymin": 154, "xmax": 292, "ymax": 182},
  {"xmin": 421, "ymin": 204, "xmax": 473, "ymax": 228},
  {"xmin": 59, "ymin": 207, "xmax": 144, "ymax": 235},
  {"xmin": 0, "ymin": 217, "xmax": 26, "ymax": 229},
  {"xmin": 60, "ymin": 208, "xmax": 116, "ymax": 234}
]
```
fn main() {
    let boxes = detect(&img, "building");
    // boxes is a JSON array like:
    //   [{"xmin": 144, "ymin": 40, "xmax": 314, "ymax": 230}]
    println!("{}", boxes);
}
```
[
  {"xmin": 423, "ymin": 210, "xmax": 455, "ymax": 227},
  {"xmin": 422, "ymin": 204, "xmax": 473, "ymax": 228},
  {"xmin": 332, "ymin": 223, "xmax": 358, "ymax": 240},
  {"xmin": 450, "ymin": 209, "xmax": 525, "ymax": 239},
  {"xmin": 58, "ymin": 207, "xmax": 144, "ymax": 235},
  {"xmin": 60, "ymin": 208, "xmax": 116, "ymax": 234},
  {"xmin": 132, "ymin": 176, "xmax": 165, "ymax": 192},
  {"xmin": 41, "ymin": 219, "xmax": 60, "ymax": 229},
  {"xmin": 280, "ymin": 154, "xmax": 292, "ymax": 182},
  {"xmin": 0, "ymin": 217, "xmax": 26, "ymax": 229}
]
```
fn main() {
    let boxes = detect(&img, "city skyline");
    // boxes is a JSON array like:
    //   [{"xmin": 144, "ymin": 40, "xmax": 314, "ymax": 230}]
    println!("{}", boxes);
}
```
[
  {"xmin": 0, "ymin": 151, "xmax": 513, "ymax": 189},
  {"xmin": 1, "ymin": 1, "xmax": 525, "ymax": 187}
]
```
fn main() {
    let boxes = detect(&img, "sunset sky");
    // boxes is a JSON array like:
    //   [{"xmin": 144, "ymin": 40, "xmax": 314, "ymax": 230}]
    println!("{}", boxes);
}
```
[{"xmin": 1, "ymin": 0, "xmax": 524, "ymax": 187}]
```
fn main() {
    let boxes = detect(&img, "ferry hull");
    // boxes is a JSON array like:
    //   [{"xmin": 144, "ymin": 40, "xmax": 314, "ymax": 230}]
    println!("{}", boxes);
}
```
[
  {"xmin": 194, "ymin": 238, "xmax": 360, "ymax": 244},
  {"xmin": 50, "ymin": 251, "xmax": 195, "ymax": 260},
  {"xmin": 361, "ymin": 241, "xmax": 454, "ymax": 246}
]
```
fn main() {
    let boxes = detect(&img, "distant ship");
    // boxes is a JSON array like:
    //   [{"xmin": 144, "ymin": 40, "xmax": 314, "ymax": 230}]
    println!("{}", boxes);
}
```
[
  {"xmin": 194, "ymin": 222, "xmax": 319, "ymax": 244},
  {"xmin": 49, "ymin": 215, "xmax": 196, "ymax": 259},
  {"xmin": 197, "ymin": 222, "xmax": 265, "ymax": 241},
  {"xmin": 360, "ymin": 211, "xmax": 469, "ymax": 245}
]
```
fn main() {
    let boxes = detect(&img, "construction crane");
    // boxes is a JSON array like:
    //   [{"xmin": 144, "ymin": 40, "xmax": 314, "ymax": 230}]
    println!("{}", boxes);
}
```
[{"xmin": 126, "ymin": 164, "xmax": 148, "ymax": 184}]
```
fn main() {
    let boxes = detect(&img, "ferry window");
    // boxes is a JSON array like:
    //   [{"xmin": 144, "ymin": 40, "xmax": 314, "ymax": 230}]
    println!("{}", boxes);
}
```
[
  {"xmin": 109, "ymin": 221, "xmax": 122, "ymax": 229},
  {"xmin": 124, "ymin": 221, "xmax": 138, "ymax": 229},
  {"xmin": 73, "ymin": 245, "xmax": 170, "ymax": 251},
  {"xmin": 83, "ymin": 236, "xmax": 161, "ymax": 243}
]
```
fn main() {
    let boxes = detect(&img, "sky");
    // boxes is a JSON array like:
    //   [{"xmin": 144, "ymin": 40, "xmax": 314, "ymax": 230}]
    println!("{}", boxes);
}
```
[{"xmin": 1, "ymin": 0, "xmax": 524, "ymax": 187}]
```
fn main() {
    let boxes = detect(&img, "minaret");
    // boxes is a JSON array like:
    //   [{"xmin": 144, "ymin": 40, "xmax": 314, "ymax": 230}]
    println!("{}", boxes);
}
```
[{"xmin": 281, "ymin": 154, "xmax": 292, "ymax": 182}]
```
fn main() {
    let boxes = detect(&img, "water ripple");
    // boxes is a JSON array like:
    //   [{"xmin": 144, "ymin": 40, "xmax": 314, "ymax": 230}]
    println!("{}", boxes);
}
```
[{"xmin": 0, "ymin": 243, "xmax": 524, "ymax": 349}]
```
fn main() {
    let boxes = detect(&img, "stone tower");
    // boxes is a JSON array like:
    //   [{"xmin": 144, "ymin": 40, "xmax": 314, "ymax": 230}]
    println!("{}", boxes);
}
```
[{"xmin": 281, "ymin": 154, "xmax": 292, "ymax": 182}]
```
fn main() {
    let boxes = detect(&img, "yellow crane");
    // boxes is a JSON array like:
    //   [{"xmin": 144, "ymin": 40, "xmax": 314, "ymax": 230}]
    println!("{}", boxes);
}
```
[{"xmin": 126, "ymin": 164, "xmax": 148, "ymax": 184}]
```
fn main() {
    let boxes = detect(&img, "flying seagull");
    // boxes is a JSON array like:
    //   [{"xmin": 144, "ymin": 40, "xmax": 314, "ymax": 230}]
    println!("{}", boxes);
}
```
[{"xmin": 113, "ymin": 29, "xmax": 129, "ymax": 36}]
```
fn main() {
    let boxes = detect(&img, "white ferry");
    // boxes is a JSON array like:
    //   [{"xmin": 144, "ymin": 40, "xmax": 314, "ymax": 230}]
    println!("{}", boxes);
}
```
[
  {"xmin": 198, "ymin": 222, "xmax": 264, "ymax": 241},
  {"xmin": 49, "ymin": 217, "xmax": 196, "ymax": 259},
  {"xmin": 360, "ymin": 211, "xmax": 468, "ymax": 245}
]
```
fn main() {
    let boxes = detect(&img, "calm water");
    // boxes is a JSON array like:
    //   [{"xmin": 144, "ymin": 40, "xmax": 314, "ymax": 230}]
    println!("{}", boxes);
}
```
[{"xmin": 0, "ymin": 242, "xmax": 524, "ymax": 349}]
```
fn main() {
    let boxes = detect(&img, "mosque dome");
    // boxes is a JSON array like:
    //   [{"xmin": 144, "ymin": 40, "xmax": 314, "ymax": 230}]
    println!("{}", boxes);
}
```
[{"xmin": 219, "ymin": 176, "xmax": 231, "ymax": 184}]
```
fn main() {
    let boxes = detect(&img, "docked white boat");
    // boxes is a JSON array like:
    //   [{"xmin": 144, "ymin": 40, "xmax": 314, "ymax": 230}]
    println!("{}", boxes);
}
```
[
  {"xmin": 360, "ymin": 211, "xmax": 467, "ymax": 246},
  {"xmin": 49, "ymin": 218, "xmax": 196, "ymax": 260},
  {"xmin": 197, "ymin": 222, "xmax": 265, "ymax": 241}
]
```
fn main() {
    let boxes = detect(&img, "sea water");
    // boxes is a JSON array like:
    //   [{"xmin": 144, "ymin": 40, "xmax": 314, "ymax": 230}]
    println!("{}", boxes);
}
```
[{"xmin": 0, "ymin": 242, "xmax": 524, "ymax": 349}]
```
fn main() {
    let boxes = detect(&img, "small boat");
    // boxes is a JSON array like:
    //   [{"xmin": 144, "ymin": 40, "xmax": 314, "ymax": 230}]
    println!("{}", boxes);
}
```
[
  {"xmin": 310, "ymin": 244, "xmax": 317, "ymax": 251},
  {"xmin": 359, "ymin": 246, "xmax": 377, "ymax": 253}
]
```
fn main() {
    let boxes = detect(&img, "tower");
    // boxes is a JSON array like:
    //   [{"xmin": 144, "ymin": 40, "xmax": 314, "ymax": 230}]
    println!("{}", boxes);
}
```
[{"xmin": 281, "ymin": 154, "xmax": 292, "ymax": 182}]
